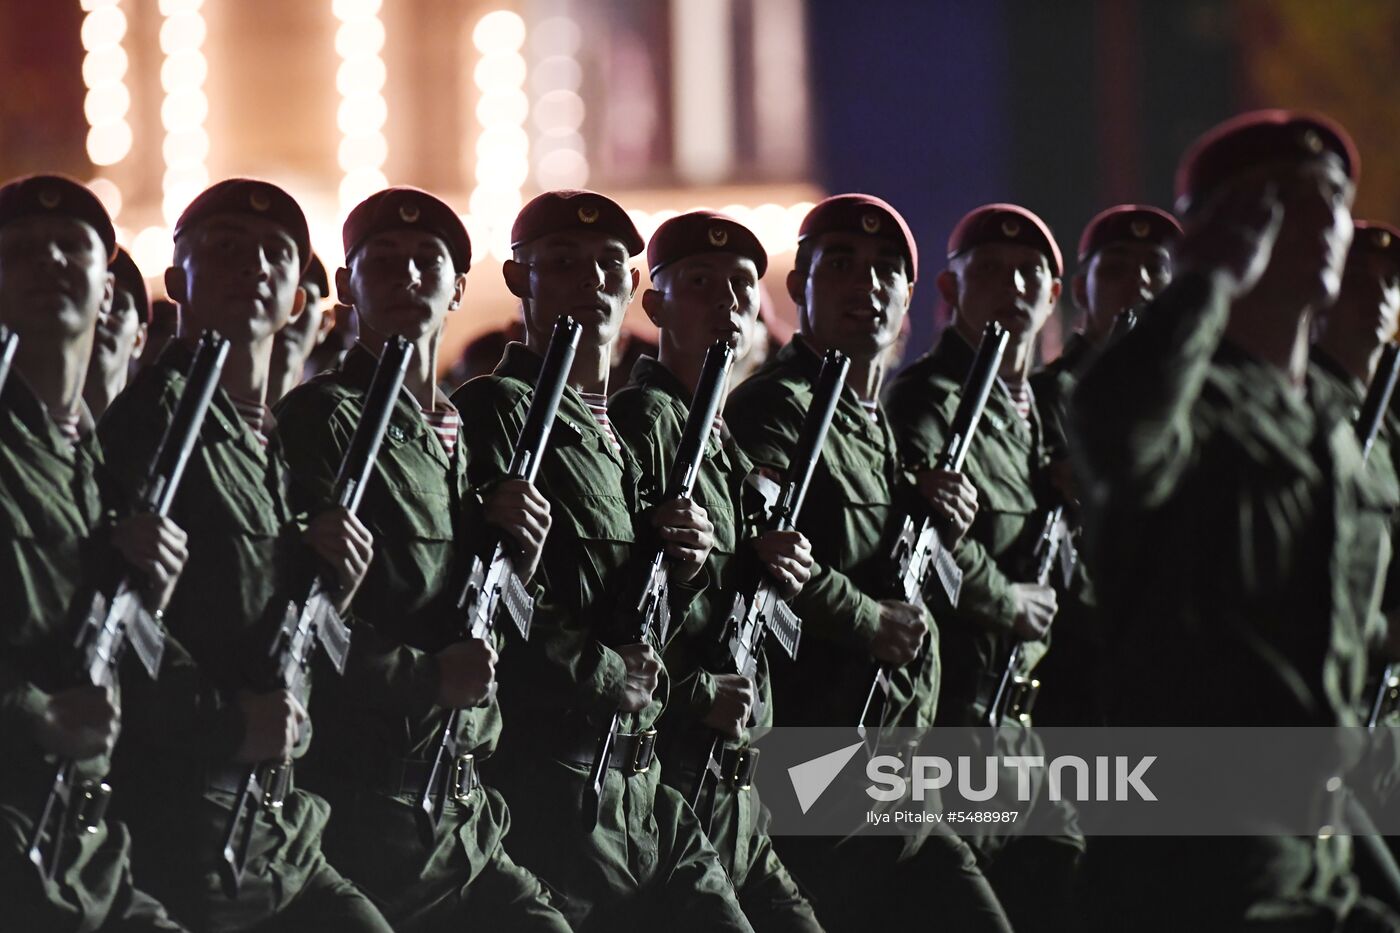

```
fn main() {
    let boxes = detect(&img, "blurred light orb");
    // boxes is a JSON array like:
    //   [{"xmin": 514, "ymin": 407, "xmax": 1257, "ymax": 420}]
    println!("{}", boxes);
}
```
[
  {"xmin": 476, "ymin": 88, "xmax": 528, "ymax": 128},
  {"xmin": 133, "ymin": 226, "xmax": 173, "ymax": 275},
  {"xmin": 162, "ymin": 128, "xmax": 211, "ymax": 167},
  {"xmin": 336, "ymin": 18, "xmax": 386, "ymax": 59},
  {"xmin": 337, "ymin": 57, "xmax": 386, "ymax": 96},
  {"xmin": 532, "ymin": 90, "xmax": 584, "ymax": 134},
  {"xmin": 531, "ymin": 16, "xmax": 581, "ymax": 57},
  {"xmin": 337, "ymin": 94, "xmax": 388, "ymax": 134},
  {"xmin": 82, "ymin": 45, "xmax": 128, "ymax": 88},
  {"xmin": 535, "ymin": 149, "xmax": 588, "ymax": 189},
  {"xmin": 339, "ymin": 169, "xmax": 390, "ymax": 209},
  {"xmin": 332, "ymin": 0, "xmax": 381, "ymax": 20},
  {"xmin": 338, "ymin": 132, "xmax": 389, "ymax": 172},
  {"xmin": 86, "ymin": 121, "xmax": 132, "ymax": 166},
  {"xmin": 158, "ymin": 0, "xmax": 204, "ymax": 15},
  {"xmin": 161, "ymin": 50, "xmax": 208, "ymax": 92},
  {"xmin": 159, "ymin": 11, "xmax": 206, "ymax": 54},
  {"xmin": 473, "ymin": 11, "xmax": 526, "ymax": 54},
  {"xmin": 531, "ymin": 55, "xmax": 582, "ymax": 95},
  {"xmin": 81, "ymin": 7, "xmax": 127, "ymax": 52},
  {"xmin": 87, "ymin": 178, "xmax": 123, "ymax": 220},
  {"xmin": 474, "ymin": 52, "xmax": 527, "ymax": 92},
  {"xmin": 161, "ymin": 89, "xmax": 209, "ymax": 131},
  {"xmin": 84, "ymin": 84, "xmax": 131, "ymax": 125},
  {"xmin": 476, "ymin": 125, "xmax": 529, "ymax": 160}
]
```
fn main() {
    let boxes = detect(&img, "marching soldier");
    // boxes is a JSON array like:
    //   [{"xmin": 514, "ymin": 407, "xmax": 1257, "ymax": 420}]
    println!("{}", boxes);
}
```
[
  {"xmin": 883, "ymin": 203, "xmax": 1085, "ymax": 932},
  {"xmin": 84, "ymin": 246, "xmax": 148, "ymax": 420},
  {"xmin": 1027, "ymin": 204, "xmax": 1181, "ymax": 727},
  {"xmin": 451, "ymin": 189, "xmax": 752, "ymax": 931},
  {"xmin": 99, "ymin": 179, "xmax": 393, "ymax": 932},
  {"xmin": 727, "ymin": 194, "xmax": 1010, "ymax": 931},
  {"xmin": 1073, "ymin": 110, "xmax": 1400, "ymax": 931},
  {"xmin": 268, "ymin": 253, "xmax": 335, "ymax": 407},
  {"xmin": 0, "ymin": 174, "xmax": 189, "ymax": 931},
  {"xmin": 609, "ymin": 210, "xmax": 825, "ymax": 931},
  {"xmin": 275, "ymin": 186, "xmax": 571, "ymax": 930}
]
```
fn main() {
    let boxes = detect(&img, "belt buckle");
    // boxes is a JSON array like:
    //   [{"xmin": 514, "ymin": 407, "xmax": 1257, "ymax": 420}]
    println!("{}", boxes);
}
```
[
  {"xmin": 261, "ymin": 762, "xmax": 291, "ymax": 809},
  {"xmin": 1006, "ymin": 677, "xmax": 1041, "ymax": 726},
  {"xmin": 730, "ymin": 747, "xmax": 759, "ymax": 789},
  {"xmin": 450, "ymin": 753, "xmax": 478, "ymax": 804},
  {"xmin": 72, "ymin": 779, "xmax": 112, "ymax": 835},
  {"xmin": 630, "ymin": 729, "xmax": 657, "ymax": 775}
]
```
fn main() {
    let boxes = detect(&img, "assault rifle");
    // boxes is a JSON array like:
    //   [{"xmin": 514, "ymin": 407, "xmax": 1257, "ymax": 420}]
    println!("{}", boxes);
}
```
[
  {"xmin": 0, "ymin": 324, "xmax": 16, "ymax": 396},
  {"xmin": 1358, "ymin": 343, "xmax": 1400, "ymax": 730}
]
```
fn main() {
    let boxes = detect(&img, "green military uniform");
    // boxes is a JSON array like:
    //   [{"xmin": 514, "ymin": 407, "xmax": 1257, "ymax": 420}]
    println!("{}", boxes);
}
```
[
  {"xmin": 99, "ymin": 342, "xmax": 390, "ymax": 933},
  {"xmin": 728, "ymin": 335, "xmax": 1013, "ymax": 933},
  {"xmin": 451, "ymin": 341, "xmax": 752, "ymax": 933},
  {"xmin": 610, "ymin": 354, "xmax": 824, "ymax": 932},
  {"xmin": 1074, "ymin": 270, "xmax": 1393, "ymax": 930},
  {"xmin": 273, "ymin": 343, "xmax": 570, "ymax": 931},
  {"xmin": 0, "ymin": 377, "xmax": 186, "ymax": 933},
  {"xmin": 1030, "ymin": 332, "xmax": 1093, "ymax": 468}
]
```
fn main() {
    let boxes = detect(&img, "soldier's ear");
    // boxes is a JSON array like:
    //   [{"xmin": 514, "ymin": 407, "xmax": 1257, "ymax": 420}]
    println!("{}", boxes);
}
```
[
  {"xmin": 286, "ymin": 284, "xmax": 307, "ymax": 324},
  {"xmin": 164, "ymin": 266, "xmax": 188, "ymax": 306},
  {"xmin": 502, "ymin": 259, "xmax": 530, "ymax": 299},
  {"xmin": 315, "ymin": 303, "xmax": 337, "ymax": 343},
  {"xmin": 935, "ymin": 269, "xmax": 959, "ymax": 310},
  {"xmin": 785, "ymin": 268, "xmax": 805, "ymax": 307},
  {"xmin": 1049, "ymin": 277, "xmax": 1063, "ymax": 306},
  {"xmin": 100, "ymin": 271, "xmax": 115, "ymax": 316},
  {"xmin": 1072, "ymin": 272, "xmax": 1088, "ymax": 312},
  {"xmin": 334, "ymin": 266, "xmax": 354, "ymax": 307},
  {"xmin": 640, "ymin": 288, "xmax": 664, "ymax": 327},
  {"xmin": 625, "ymin": 266, "xmax": 641, "ymax": 304},
  {"xmin": 448, "ymin": 271, "xmax": 467, "ymax": 311},
  {"xmin": 131, "ymin": 323, "xmax": 147, "ymax": 360}
]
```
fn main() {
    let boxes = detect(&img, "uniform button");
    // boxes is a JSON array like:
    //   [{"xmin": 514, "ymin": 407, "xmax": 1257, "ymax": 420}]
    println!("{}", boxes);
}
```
[{"xmin": 1326, "ymin": 776, "xmax": 1342, "ymax": 793}]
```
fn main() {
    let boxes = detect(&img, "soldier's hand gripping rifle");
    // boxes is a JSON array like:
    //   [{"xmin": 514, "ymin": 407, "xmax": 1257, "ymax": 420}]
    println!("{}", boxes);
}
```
[
  {"xmin": 859, "ymin": 322, "xmax": 1008, "ymax": 734},
  {"xmin": 220, "ymin": 336, "xmax": 411, "ymax": 897},
  {"xmin": 688, "ymin": 349, "xmax": 849, "ymax": 829},
  {"xmin": 0, "ymin": 324, "xmax": 17, "ymax": 397},
  {"xmin": 1355, "ymin": 342, "xmax": 1400, "ymax": 730},
  {"xmin": 581, "ymin": 338, "xmax": 735, "ymax": 831},
  {"xmin": 29, "ymin": 331, "xmax": 230, "ymax": 882},
  {"xmin": 416, "ymin": 315, "xmax": 581, "ymax": 846},
  {"xmin": 985, "ymin": 505, "xmax": 1069, "ymax": 729}
]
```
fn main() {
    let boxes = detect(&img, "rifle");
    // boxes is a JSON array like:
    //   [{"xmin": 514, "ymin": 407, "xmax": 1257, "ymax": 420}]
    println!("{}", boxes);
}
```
[
  {"xmin": 581, "ymin": 338, "xmax": 735, "ymax": 831},
  {"xmin": 859, "ymin": 321, "xmax": 1008, "ymax": 734},
  {"xmin": 689, "ymin": 349, "xmax": 849, "ymax": 829},
  {"xmin": 985, "ymin": 505, "xmax": 1069, "ymax": 728},
  {"xmin": 1108, "ymin": 306, "xmax": 1139, "ymax": 343},
  {"xmin": 0, "ymin": 324, "xmax": 16, "ymax": 396},
  {"xmin": 1358, "ymin": 343, "xmax": 1400, "ymax": 731},
  {"xmin": 416, "ymin": 315, "xmax": 581, "ymax": 845},
  {"xmin": 219, "ymin": 335, "xmax": 412, "ymax": 896},
  {"xmin": 29, "ymin": 330, "xmax": 230, "ymax": 882}
]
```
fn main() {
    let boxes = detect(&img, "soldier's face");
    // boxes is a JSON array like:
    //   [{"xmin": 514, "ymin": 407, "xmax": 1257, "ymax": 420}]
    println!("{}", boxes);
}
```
[
  {"xmin": 649, "ymin": 253, "xmax": 760, "ymax": 361},
  {"xmin": 513, "ymin": 232, "xmax": 637, "ymax": 350},
  {"xmin": 1256, "ymin": 155, "xmax": 1354, "ymax": 306},
  {"xmin": 172, "ymin": 213, "xmax": 304, "ymax": 343},
  {"xmin": 89, "ymin": 286, "xmax": 144, "ymax": 378},
  {"xmin": 945, "ymin": 243, "xmax": 1059, "ymax": 341},
  {"xmin": 344, "ymin": 231, "xmax": 462, "ymax": 342},
  {"xmin": 798, "ymin": 232, "xmax": 910, "ymax": 361},
  {"xmin": 1082, "ymin": 242, "xmax": 1172, "ymax": 326},
  {"xmin": 0, "ymin": 215, "xmax": 112, "ymax": 341},
  {"xmin": 1330, "ymin": 250, "xmax": 1400, "ymax": 347}
]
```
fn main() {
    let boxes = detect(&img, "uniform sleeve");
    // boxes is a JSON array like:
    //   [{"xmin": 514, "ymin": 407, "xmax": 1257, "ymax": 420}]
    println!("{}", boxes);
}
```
[
  {"xmin": 98, "ymin": 388, "xmax": 246, "ymax": 762},
  {"xmin": 0, "ymin": 659, "xmax": 47, "ymax": 761},
  {"xmin": 457, "ymin": 381, "xmax": 630, "ymax": 718},
  {"xmin": 275, "ymin": 394, "xmax": 442, "ymax": 719},
  {"xmin": 1071, "ymin": 270, "xmax": 1231, "ymax": 509},
  {"xmin": 728, "ymin": 385, "xmax": 884, "ymax": 650}
]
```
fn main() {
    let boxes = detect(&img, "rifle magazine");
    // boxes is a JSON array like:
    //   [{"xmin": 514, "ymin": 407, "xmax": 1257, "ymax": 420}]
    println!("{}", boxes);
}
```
[
  {"xmin": 768, "ymin": 598, "xmax": 802, "ymax": 661},
  {"xmin": 501, "ymin": 571, "xmax": 534, "ymax": 640}
]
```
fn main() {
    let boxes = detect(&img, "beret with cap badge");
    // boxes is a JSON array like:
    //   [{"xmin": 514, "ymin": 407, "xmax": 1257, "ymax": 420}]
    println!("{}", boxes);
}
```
[
  {"xmin": 0, "ymin": 174, "xmax": 116, "ymax": 261},
  {"xmin": 1076, "ymin": 204, "xmax": 1182, "ymax": 265},
  {"xmin": 947, "ymin": 203, "xmax": 1063, "ymax": 278},
  {"xmin": 648, "ymin": 211, "xmax": 768, "ymax": 278},
  {"xmin": 798, "ymin": 193, "xmax": 918, "ymax": 281},
  {"xmin": 342, "ymin": 186, "xmax": 472, "ymax": 274},
  {"xmin": 173, "ymin": 178, "xmax": 312, "ymax": 273},
  {"xmin": 512, "ymin": 189, "xmax": 644, "ymax": 256}
]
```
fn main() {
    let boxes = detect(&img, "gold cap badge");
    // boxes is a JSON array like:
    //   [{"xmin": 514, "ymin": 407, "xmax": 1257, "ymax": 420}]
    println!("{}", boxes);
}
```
[
  {"xmin": 1300, "ymin": 128, "xmax": 1324, "ymax": 154},
  {"xmin": 861, "ymin": 212, "xmax": 882, "ymax": 234},
  {"xmin": 249, "ymin": 190, "xmax": 272, "ymax": 212},
  {"xmin": 38, "ymin": 189, "xmax": 61, "ymax": 209},
  {"xmin": 578, "ymin": 205, "xmax": 599, "ymax": 224},
  {"xmin": 1001, "ymin": 218, "xmax": 1021, "ymax": 238},
  {"xmin": 1377, "ymin": 229, "xmax": 1393, "ymax": 249},
  {"xmin": 398, "ymin": 203, "xmax": 420, "ymax": 223},
  {"xmin": 708, "ymin": 226, "xmax": 728, "ymax": 247},
  {"xmin": 1131, "ymin": 219, "xmax": 1151, "ymax": 238}
]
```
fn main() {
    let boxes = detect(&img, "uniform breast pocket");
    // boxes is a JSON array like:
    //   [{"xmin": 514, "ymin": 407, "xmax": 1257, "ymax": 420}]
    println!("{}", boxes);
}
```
[
  {"xmin": 183, "ymin": 444, "xmax": 285, "ymax": 538},
  {"xmin": 365, "ymin": 483, "xmax": 456, "ymax": 544}
]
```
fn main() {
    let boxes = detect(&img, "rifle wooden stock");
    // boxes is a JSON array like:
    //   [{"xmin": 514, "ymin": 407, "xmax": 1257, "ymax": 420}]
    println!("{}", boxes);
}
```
[
  {"xmin": 29, "ymin": 331, "xmax": 230, "ymax": 883},
  {"xmin": 220, "ymin": 336, "xmax": 411, "ymax": 897},
  {"xmin": 416, "ymin": 316, "xmax": 580, "ymax": 845},
  {"xmin": 582, "ymin": 339, "xmax": 734, "ymax": 831}
]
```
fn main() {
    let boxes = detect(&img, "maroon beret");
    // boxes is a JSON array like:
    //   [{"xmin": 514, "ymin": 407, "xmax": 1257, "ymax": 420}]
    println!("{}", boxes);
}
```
[
  {"xmin": 1175, "ymin": 109, "xmax": 1359, "ymax": 215},
  {"xmin": 511, "ymin": 189, "xmax": 643, "ymax": 256},
  {"xmin": 1077, "ymin": 204, "xmax": 1182, "ymax": 264},
  {"xmin": 799, "ymin": 193, "xmax": 918, "ymax": 281},
  {"xmin": 1351, "ymin": 221, "xmax": 1400, "ymax": 271},
  {"xmin": 648, "ymin": 211, "xmax": 767, "ymax": 278},
  {"xmin": 0, "ymin": 174, "xmax": 116, "ymax": 261},
  {"xmin": 173, "ymin": 178, "xmax": 311, "ymax": 272},
  {"xmin": 109, "ymin": 246, "xmax": 149, "ymax": 324},
  {"xmin": 343, "ymin": 186, "xmax": 471, "ymax": 274},
  {"xmin": 947, "ymin": 203, "xmax": 1063, "ymax": 277}
]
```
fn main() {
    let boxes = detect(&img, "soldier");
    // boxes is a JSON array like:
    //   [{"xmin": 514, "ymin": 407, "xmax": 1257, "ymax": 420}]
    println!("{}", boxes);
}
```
[
  {"xmin": 1073, "ymin": 110, "xmax": 1400, "ymax": 931},
  {"xmin": 275, "ymin": 186, "xmax": 571, "ymax": 930},
  {"xmin": 143, "ymin": 297, "xmax": 180, "ymax": 368},
  {"xmin": 84, "ymin": 246, "xmax": 148, "ymax": 420},
  {"xmin": 609, "ymin": 211, "xmax": 825, "ymax": 931},
  {"xmin": 727, "ymin": 194, "xmax": 1010, "ymax": 931},
  {"xmin": 268, "ymin": 253, "xmax": 336, "ymax": 406},
  {"xmin": 1027, "ymin": 205, "xmax": 1181, "ymax": 727},
  {"xmin": 883, "ymin": 203, "xmax": 1085, "ymax": 932},
  {"xmin": 0, "ymin": 174, "xmax": 189, "ymax": 931},
  {"xmin": 452, "ymin": 189, "xmax": 752, "ymax": 931},
  {"xmin": 99, "ymin": 179, "xmax": 393, "ymax": 932}
]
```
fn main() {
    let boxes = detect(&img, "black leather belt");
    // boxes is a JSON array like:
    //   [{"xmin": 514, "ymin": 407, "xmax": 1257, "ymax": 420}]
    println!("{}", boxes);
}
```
[
  {"xmin": 563, "ymin": 728, "xmax": 657, "ymax": 775},
  {"xmin": 372, "ymin": 755, "xmax": 479, "ymax": 803},
  {"xmin": 205, "ymin": 762, "xmax": 294, "ymax": 809}
]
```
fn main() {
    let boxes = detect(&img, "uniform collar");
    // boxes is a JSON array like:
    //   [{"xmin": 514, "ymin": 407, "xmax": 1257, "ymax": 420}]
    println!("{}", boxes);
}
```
[
  {"xmin": 627, "ymin": 353, "xmax": 692, "ymax": 403},
  {"xmin": 0, "ymin": 371, "xmax": 97, "ymax": 459},
  {"xmin": 154, "ymin": 339, "xmax": 273, "ymax": 463},
  {"xmin": 1310, "ymin": 348, "xmax": 1366, "ymax": 402}
]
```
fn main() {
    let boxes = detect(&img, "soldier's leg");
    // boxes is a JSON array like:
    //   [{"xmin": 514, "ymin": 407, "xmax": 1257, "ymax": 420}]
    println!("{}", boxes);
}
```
[
  {"xmin": 256, "ymin": 855, "xmax": 394, "ymax": 933},
  {"xmin": 736, "ymin": 829, "xmax": 825, "ymax": 933},
  {"xmin": 444, "ymin": 840, "xmax": 573, "ymax": 933},
  {"xmin": 984, "ymin": 834, "xmax": 1084, "ymax": 933},
  {"xmin": 648, "ymin": 780, "xmax": 755, "ymax": 933}
]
